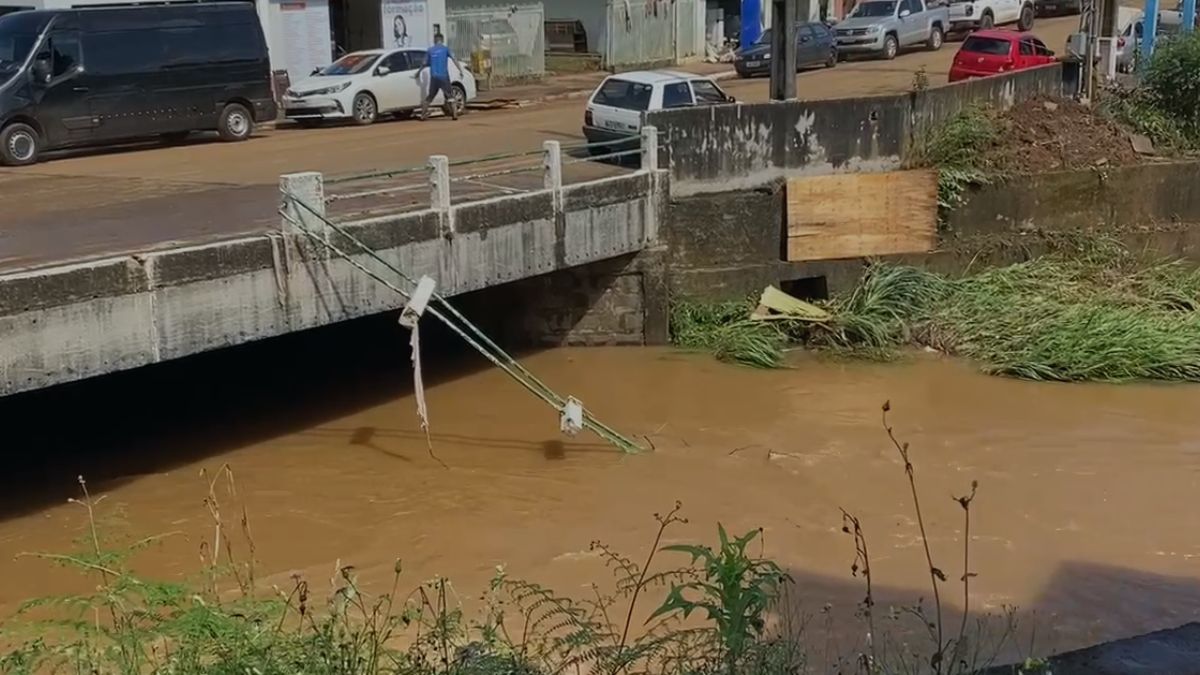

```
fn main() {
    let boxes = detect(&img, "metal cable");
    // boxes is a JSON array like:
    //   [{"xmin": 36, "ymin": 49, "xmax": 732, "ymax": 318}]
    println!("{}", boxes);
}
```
[{"xmin": 278, "ymin": 197, "xmax": 644, "ymax": 454}]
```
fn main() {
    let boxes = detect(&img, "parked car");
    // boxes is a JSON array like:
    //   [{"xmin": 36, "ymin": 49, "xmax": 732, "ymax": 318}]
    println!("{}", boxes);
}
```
[
  {"xmin": 947, "ymin": 0, "xmax": 1036, "ymax": 32},
  {"xmin": 1114, "ymin": 10, "xmax": 1185, "ymax": 72},
  {"xmin": 0, "ymin": 2, "xmax": 275, "ymax": 166},
  {"xmin": 1034, "ymin": 0, "xmax": 1080, "ymax": 17},
  {"xmin": 734, "ymin": 22, "xmax": 838, "ymax": 77},
  {"xmin": 948, "ymin": 30, "xmax": 1056, "ymax": 82},
  {"xmin": 284, "ymin": 48, "xmax": 477, "ymax": 126},
  {"xmin": 833, "ymin": 0, "xmax": 949, "ymax": 60},
  {"xmin": 582, "ymin": 70, "xmax": 734, "ymax": 151}
]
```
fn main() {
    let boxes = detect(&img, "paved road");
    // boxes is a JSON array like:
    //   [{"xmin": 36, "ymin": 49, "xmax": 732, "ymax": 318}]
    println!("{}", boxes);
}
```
[{"xmin": 0, "ymin": 15, "xmax": 1079, "ymax": 272}]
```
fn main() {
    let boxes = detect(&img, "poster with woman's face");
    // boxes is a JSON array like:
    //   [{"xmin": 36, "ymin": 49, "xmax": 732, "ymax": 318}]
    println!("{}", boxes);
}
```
[{"xmin": 380, "ymin": 0, "xmax": 429, "ymax": 49}]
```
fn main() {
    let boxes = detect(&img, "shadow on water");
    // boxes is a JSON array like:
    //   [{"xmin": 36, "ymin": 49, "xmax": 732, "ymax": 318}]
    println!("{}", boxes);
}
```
[
  {"xmin": 0, "ymin": 295, "xmax": 538, "ymax": 521},
  {"xmin": 777, "ymin": 561, "xmax": 1200, "ymax": 671}
]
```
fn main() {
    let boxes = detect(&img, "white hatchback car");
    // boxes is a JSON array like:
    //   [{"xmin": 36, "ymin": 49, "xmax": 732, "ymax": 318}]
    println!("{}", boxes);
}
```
[
  {"xmin": 284, "ymin": 49, "xmax": 478, "ymax": 126},
  {"xmin": 582, "ymin": 70, "xmax": 734, "ymax": 151}
]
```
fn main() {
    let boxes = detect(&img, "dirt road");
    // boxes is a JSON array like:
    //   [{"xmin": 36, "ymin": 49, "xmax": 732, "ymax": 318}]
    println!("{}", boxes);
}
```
[{"xmin": 0, "ymin": 14, "xmax": 1081, "ymax": 271}]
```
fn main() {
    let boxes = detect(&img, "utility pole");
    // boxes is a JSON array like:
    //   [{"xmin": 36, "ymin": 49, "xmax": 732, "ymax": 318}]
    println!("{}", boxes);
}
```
[
  {"xmin": 1142, "ymin": 0, "xmax": 1159, "ymax": 64},
  {"xmin": 769, "ymin": 0, "xmax": 798, "ymax": 100}
]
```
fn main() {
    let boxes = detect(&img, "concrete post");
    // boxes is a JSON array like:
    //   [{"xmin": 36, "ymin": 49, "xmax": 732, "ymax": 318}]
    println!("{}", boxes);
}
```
[
  {"xmin": 429, "ymin": 154, "xmax": 453, "ymax": 237},
  {"xmin": 543, "ymin": 140, "xmax": 563, "ymax": 192},
  {"xmin": 640, "ymin": 125, "xmax": 659, "ymax": 172},
  {"xmin": 279, "ymin": 171, "xmax": 326, "ymax": 241},
  {"xmin": 429, "ymin": 154, "xmax": 451, "ymax": 211}
]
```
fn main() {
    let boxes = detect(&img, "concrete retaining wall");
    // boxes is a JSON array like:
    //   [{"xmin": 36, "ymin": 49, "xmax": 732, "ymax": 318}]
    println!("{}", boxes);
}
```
[
  {"xmin": 0, "ymin": 171, "xmax": 664, "ymax": 398},
  {"xmin": 648, "ymin": 64, "xmax": 1064, "ymax": 196},
  {"xmin": 664, "ymin": 159, "xmax": 1200, "ymax": 305}
]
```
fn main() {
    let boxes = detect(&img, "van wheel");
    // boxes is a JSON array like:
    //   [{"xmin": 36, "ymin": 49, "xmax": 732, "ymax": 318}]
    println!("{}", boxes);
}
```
[
  {"xmin": 443, "ymin": 84, "xmax": 467, "ymax": 119},
  {"xmin": 1017, "ymin": 3, "xmax": 1035, "ymax": 30},
  {"xmin": 979, "ymin": 11, "xmax": 994, "ymax": 29},
  {"xmin": 218, "ymin": 103, "xmax": 254, "ymax": 142},
  {"xmin": 1, "ymin": 123, "xmax": 40, "ymax": 166},
  {"xmin": 352, "ymin": 93, "xmax": 377, "ymax": 125}
]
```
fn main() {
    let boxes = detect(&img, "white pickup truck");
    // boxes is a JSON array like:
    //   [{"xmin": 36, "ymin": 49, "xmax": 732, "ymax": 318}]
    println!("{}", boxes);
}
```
[{"xmin": 947, "ymin": 0, "xmax": 1036, "ymax": 34}]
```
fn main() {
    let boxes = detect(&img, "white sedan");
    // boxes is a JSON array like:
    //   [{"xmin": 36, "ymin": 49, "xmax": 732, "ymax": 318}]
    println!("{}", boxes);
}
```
[{"xmin": 283, "ymin": 48, "xmax": 478, "ymax": 126}]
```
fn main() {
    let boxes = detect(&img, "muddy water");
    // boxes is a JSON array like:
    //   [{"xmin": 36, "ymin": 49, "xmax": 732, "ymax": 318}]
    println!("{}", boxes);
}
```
[{"xmin": 3, "ymin": 346, "xmax": 1200, "ymax": 658}]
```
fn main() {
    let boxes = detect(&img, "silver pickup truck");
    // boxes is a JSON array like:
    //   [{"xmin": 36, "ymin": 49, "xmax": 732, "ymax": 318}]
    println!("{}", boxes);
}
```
[{"xmin": 834, "ymin": 0, "xmax": 950, "ymax": 59}]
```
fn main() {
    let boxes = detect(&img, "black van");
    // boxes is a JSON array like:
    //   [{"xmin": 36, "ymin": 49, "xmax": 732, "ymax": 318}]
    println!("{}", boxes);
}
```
[{"xmin": 0, "ymin": 2, "xmax": 276, "ymax": 165}]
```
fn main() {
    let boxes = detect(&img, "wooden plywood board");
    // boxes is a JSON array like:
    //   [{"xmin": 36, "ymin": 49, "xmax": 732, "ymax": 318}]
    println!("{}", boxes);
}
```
[{"xmin": 786, "ymin": 170, "xmax": 938, "ymax": 262}]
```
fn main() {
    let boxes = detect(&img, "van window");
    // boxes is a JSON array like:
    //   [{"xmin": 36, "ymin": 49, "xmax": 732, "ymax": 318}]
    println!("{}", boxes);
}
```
[
  {"xmin": 86, "ymin": 29, "xmax": 164, "ymax": 74},
  {"xmin": 47, "ymin": 32, "xmax": 80, "ymax": 77},
  {"xmin": 962, "ymin": 35, "xmax": 1012, "ymax": 55},
  {"xmin": 593, "ymin": 78, "xmax": 653, "ymax": 111}
]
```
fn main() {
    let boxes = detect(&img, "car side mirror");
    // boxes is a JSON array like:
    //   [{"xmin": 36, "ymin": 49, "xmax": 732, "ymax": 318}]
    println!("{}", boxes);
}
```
[
  {"xmin": 899, "ymin": 8, "xmax": 912, "ymax": 17},
  {"xmin": 376, "ymin": 65, "xmax": 391, "ymax": 76},
  {"xmin": 725, "ymin": 94, "xmax": 736, "ymax": 103},
  {"xmin": 310, "ymin": 67, "xmax": 321, "ymax": 76}
]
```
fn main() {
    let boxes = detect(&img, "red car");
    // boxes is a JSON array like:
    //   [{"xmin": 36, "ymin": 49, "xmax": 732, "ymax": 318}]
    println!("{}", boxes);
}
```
[{"xmin": 948, "ymin": 30, "xmax": 1057, "ymax": 82}]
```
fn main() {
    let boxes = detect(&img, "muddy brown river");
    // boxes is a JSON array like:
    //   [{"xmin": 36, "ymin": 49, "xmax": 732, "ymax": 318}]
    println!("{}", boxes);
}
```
[{"xmin": 3, "ymin": 344, "xmax": 1200, "ymax": 660}]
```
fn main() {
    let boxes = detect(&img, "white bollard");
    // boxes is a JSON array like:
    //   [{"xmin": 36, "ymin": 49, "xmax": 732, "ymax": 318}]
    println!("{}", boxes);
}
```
[{"xmin": 280, "ymin": 171, "xmax": 326, "ymax": 241}]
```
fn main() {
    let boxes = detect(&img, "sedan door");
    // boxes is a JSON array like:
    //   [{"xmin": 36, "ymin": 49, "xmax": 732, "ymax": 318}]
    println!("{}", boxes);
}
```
[{"xmin": 373, "ymin": 50, "xmax": 422, "ymax": 112}]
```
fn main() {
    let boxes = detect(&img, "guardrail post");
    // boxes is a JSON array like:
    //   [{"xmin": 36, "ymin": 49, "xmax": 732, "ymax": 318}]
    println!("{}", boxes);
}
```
[
  {"xmin": 543, "ymin": 140, "xmax": 563, "ymax": 193},
  {"xmin": 280, "ymin": 171, "xmax": 326, "ymax": 242},
  {"xmin": 641, "ymin": 125, "xmax": 659, "ymax": 172},
  {"xmin": 429, "ymin": 154, "xmax": 452, "ymax": 237}
]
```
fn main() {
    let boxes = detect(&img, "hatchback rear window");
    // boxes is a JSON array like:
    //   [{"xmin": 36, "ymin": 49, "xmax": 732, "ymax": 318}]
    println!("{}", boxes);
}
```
[
  {"xmin": 962, "ymin": 36, "xmax": 1012, "ymax": 56},
  {"xmin": 593, "ymin": 78, "xmax": 653, "ymax": 111}
]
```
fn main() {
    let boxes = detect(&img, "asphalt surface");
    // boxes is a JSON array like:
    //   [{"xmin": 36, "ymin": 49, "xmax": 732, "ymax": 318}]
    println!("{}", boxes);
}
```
[{"xmin": 0, "ymin": 14, "xmax": 1081, "ymax": 273}]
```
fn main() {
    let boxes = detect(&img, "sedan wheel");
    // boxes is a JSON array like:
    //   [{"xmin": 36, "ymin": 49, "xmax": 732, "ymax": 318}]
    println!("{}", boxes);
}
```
[{"xmin": 352, "ymin": 93, "xmax": 377, "ymax": 125}]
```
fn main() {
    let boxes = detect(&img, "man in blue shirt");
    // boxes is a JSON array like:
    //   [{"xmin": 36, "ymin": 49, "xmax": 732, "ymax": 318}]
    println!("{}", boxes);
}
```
[{"xmin": 418, "ymin": 33, "xmax": 460, "ymax": 121}]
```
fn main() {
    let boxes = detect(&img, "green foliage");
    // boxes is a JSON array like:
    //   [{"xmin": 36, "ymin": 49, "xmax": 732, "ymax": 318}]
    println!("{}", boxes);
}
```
[
  {"xmin": 652, "ymin": 525, "xmax": 789, "ymax": 670},
  {"xmin": 671, "ymin": 299, "xmax": 787, "ymax": 369},
  {"xmin": 815, "ymin": 243, "xmax": 1200, "ymax": 383},
  {"xmin": 1141, "ymin": 31, "xmax": 1200, "ymax": 141},
  {"xmin": 1102, "ymin": 32, "xmax": 1200, "ymax": 151},
  {"xmin": 909, "ymin": 106, "xmax": 1000, "ymax": 210}
]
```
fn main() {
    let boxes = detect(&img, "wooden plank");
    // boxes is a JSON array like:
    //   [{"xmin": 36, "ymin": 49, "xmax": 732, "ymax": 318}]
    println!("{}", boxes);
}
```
[{"xmin": 785, "ymin": 170, "xmax": 938, "ymax": 262}]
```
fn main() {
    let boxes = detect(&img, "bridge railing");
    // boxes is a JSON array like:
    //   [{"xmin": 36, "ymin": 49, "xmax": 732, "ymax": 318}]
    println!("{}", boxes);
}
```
[
  {"xmin": 279, "ymin": 126, "xmax": 663, "ymax": 276},
  {"xmin": 309, "ymin": 131, "xmax": 657, "ymax": 224}
]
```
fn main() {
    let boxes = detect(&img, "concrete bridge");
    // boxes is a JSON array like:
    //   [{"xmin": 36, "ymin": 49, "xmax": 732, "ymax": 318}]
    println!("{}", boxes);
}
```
[
  {"xmin": 0, "ymin": 131, "xmax": 664, "ymax": 398},
  {"xmin": 0, "ymin": 65, "xmax": 1069, "ymax": 399}
]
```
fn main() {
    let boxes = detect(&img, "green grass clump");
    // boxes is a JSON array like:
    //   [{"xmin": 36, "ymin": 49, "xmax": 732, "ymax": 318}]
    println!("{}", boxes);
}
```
[
  {"xmin": 822, "ymin": 246, "xmax": 1200, "ymax": 383},
  {"xmin": 908, "ymin": 106, "xmax": 1000, "ymax": 210},
  {"xmin": 674, "ymin": 242, "xmax": 1200, "ymax": 383},
  {"xmin": 670, "ymin": 299, "xmax": 787, "ymax": 369}
]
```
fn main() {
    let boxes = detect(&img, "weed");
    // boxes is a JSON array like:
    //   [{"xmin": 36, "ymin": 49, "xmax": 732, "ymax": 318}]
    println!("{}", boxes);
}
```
[
  {"xmin": 908, "ymin": 106, "xmax": 1000, "ymax": 211},
  {"xmin": 671, "ymin": 299, "xmax": 787, "ymax": 368}
]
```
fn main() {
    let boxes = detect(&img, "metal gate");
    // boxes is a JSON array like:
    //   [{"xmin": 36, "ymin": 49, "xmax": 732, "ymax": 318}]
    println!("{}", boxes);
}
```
[
  {"xmin": 446, "ymin": 2, "xmax": 546, "ymax": 86},
  {"xmin": 605, "ymin": 0, "xmax": 702, "ymax": 69}
]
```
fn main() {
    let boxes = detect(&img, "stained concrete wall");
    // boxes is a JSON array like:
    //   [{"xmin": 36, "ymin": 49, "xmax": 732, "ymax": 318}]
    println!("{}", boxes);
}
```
[
  {"xmin": 648, "ymin": 64, "xmax": 1064, "ymax": 196},
  {"xmin": 663, "ymin": 159, "xmax": 1200, "ymax": 305},
  {"xmin": 0, "ymin": 171, "xmax": 664, "ymax": 398}
]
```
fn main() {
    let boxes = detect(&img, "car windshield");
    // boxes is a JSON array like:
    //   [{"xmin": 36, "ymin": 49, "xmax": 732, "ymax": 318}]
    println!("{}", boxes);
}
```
[
  {"xmin": 962, "ymin": 35, "xmax": 1011, "ymax": 55},
  {"xmin": 756, "ymin": 29, "xmax": 772, "ymax": 44},
  {"xmin": 319, "ymin": 52, "xmax": 379, "ymax": 76},
  {"xmin": 593, "ymin": 78, "xmax": 653, "ymax": 111},
  {"xmin": 851, "ymin": 2, "xmax": 897, "ymax": 17}
]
